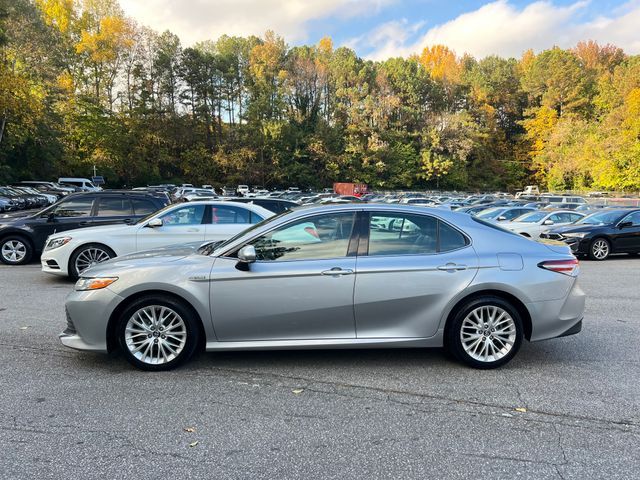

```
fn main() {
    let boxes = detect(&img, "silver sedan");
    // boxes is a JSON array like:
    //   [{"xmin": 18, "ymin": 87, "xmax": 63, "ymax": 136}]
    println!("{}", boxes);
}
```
[{"xmin": 61, "ymin": 204, "xmax": 585, "ymax": 370}]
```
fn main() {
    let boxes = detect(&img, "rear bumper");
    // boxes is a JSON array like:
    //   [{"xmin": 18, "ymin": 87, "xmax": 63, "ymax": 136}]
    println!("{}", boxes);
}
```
[{"xmin": 527, "ymin": 278, "xmax": 586, "ymax": 342}]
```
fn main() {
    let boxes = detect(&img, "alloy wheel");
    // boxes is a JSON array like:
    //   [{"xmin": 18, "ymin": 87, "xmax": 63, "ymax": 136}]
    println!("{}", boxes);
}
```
[
  {"xmin": 460, "ymin": 305, "xmax": 516, "ymax": 363},
  {"xmin": 74, "ymin": 247, "xmax": 112, "ymax": 274},
  {"xmin": 591, "ymin": 239, "xmax": 609, "ymax": 260},
  {"xmin": 124, "ymin": 305, "xmax": 187, "ymax": 365},
  {"xmin": 1, "ymin": 240, "xmax": 27, "ymax": 263}
]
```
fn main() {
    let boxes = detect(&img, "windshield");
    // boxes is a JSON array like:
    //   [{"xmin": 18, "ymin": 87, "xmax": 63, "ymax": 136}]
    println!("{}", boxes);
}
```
[
  {"xmin": 576, "ymin": 210, "xmax": 626, "ymax": 225},
  {"xmin": 515, "ymin": 211, "xmax": 546, "ymax": 223}
]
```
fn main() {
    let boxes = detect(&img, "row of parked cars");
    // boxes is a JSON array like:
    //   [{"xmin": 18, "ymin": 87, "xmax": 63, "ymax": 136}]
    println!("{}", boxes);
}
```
[{"xmin": 4, "ymin": 182, "xmax": 634, "ymax": 371}]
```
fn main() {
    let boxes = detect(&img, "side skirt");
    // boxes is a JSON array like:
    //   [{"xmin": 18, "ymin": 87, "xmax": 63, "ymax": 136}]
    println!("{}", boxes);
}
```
[{"xmin": 205, "ymin": 335, "xmax": 444, "ymax": 352}]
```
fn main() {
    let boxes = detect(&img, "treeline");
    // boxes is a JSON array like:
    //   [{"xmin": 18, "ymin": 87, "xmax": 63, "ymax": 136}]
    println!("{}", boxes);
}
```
[{"xmin": 0, "ymin": 0, "xmax": 639, "ymax": 191}]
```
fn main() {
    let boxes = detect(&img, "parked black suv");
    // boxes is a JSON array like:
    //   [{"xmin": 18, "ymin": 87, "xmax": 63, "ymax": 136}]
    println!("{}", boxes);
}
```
[
  {"xmin": 0, "ymin": 191, "xmax": 169, "ymax": 265},
  {"xmin": 540, "ymin": 208, "xmax": 640, "ymax": 260}
]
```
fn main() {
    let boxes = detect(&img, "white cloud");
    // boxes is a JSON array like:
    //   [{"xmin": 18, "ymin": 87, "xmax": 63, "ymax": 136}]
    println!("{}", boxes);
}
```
[
  {"xmin": 120, "ymin": 0, "xmax": 396, "ymax": 46},
  {"xmin": 361, "ymin": 0, "xmax": 640, "ymax": 60}
]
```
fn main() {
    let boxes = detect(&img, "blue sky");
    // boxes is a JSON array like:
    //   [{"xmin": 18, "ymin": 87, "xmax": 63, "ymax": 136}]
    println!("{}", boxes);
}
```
[{"xmin": 120, "ymin": 1, "xmax": 640, "ymax": 59}]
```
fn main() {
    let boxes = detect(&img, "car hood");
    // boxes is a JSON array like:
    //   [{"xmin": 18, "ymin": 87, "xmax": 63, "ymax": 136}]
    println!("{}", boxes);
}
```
[
  {"xmin": 547, "ymin": 224, "xmax": 603, "ymax": 234},
  {"xmin": 83, "ymin": 242, "xmax": 204, "ymax": 276},
  {"xmin": 50, "ymin": 222, "xmax": 134, "ymax": 240}
]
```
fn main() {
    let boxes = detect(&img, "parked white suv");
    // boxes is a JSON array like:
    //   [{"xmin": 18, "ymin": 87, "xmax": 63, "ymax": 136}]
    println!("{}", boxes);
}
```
[
  {"xmin": 58, "ymin": 177, "xmax": 102, "ymax": 192},
  {"xmin": 541, "ymin": 195, "xmax": 587, "ymax": 205}
]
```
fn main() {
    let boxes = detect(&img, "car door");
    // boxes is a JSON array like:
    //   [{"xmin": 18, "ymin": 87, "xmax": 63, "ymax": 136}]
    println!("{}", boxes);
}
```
[
  {"xmin": 136, "ymin": 204, "xmax": 207, "ymax": 251},
  {"xmin": 204, "ymin": 205, "xmax": 263, "ymax": 242},
  {"xmin": 612, "ymin": 211, "xmax": 640, "ymax": 252},
  {"xmin": 354, "ymin": 211, "xmax": 478, "ymax": 339},
  {"xmin": 209, "ymin": 211, "xmax": 358, "ymax": 341}
]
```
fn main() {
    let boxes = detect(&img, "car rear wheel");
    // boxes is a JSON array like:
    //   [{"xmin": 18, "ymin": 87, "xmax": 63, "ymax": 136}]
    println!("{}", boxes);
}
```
[
  {"xmin": 0, "ymin": 236, "xmax": 33, "ymax": 265},
  {"xmin": 69, "ymin": 244, "xmax": 115, "ymax": 279},
  {"xmin": 589, "ymin": 238, "xmax": 610, "ymax": 261},
  {"xmin": 117, "ymin": 296, "xmax": 200, "ymax": 371},
  {"xmin": 446, "ymin": 296, "xmax": 523, "ymax": 369}
]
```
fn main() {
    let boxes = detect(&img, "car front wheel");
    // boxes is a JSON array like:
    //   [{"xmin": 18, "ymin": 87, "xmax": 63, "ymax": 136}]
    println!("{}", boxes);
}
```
[
  {"xmin": 69, "ymin": 243, "xmax": 115, "ymax": 279},
  {"xmin": 447, "ymin": 296, "xmax": 523, "ymax": 369},
  {"xmin": 0, "ymin": 236, "xmax": 33, "ymax": 265},
  {"xmin": 117, "ymin": 296, "xmax": 200, "ymax": 371},
  {"xmin": 589, "ymin": 238, "xmax": 610, "ymax": 261}
]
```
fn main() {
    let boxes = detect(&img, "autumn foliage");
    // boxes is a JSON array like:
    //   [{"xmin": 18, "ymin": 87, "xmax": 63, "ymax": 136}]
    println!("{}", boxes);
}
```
[{"xmin": 0, "ymin": 0, "xmax": 639, "ymax": 192}]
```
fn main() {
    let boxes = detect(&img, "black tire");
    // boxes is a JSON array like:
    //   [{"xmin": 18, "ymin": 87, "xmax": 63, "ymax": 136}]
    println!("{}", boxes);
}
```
[
  {"xmin": 446, "ymin": 296, "xmax": 523, "ymax": 369},
  {"xmin": 0, "ymin": 236, "xmax": 34, "ymax": 265},
  {"xmin": 68, "ymin": 243, "xmax": 116, "ymax": 279},
  {"xmin": 588, "ymin": 237, "xmax": 610, "ymax": 261},
  {"xmin": 116, "ymin": 295, "xmax": 200, "ymax": 371}
]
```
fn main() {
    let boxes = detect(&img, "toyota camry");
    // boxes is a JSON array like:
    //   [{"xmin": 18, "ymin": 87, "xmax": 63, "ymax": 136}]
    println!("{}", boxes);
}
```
[{"xmin": 61, "ymin": 204, "xmax": 586, "ymax": 371}]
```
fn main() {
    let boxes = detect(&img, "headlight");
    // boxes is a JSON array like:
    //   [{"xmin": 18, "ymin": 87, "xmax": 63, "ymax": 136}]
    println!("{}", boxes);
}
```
[
  {"xmin": 562, "ymin": 232, "xmax": 588, "ymax": 239},
  {"xmin": 75, "ymin": 277, "xmax": 118, "ymax": 291},
  {"xmin": 45, "ymin": 236, "xmax": 72, "ymax": 250}
]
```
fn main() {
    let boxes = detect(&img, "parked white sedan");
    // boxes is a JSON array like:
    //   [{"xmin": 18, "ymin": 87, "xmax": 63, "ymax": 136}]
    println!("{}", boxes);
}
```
[
  {"xmin": 41, "ymin": 201, "xmax": 273, "ymax": 278},
  {"xmin": 504, "ymin": 210, "xmax": 585, "ymax": 239}
]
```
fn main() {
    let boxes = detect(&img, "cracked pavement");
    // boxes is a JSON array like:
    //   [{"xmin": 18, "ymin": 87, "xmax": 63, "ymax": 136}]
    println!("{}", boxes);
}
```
[{"xmin": 0, "ymin": 258, "xmax": 638, "ymax": 479}]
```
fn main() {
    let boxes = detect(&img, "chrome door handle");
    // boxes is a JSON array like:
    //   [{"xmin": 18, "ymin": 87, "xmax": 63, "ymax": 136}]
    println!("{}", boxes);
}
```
[
  {"xmin": 321, "ymin": 267, "xmax": 354, "ymax": 276},
  {"xmin": 187, "ymin": 228, "xmax": 200, "ymax": 232},
  {"xmin": 437, "ymin": 263, "xmax": 467, "ymax": 271}
]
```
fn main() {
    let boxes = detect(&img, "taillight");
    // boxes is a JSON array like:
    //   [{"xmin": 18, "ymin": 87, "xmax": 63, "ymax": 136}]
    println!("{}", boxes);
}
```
[{"xmin": 538, "ymin": 258, "xmax": 579, "ymax": 276}]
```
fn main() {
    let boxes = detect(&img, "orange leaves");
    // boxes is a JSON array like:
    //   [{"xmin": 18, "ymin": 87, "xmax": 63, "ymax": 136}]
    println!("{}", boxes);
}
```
[{"xmin": 418, "ymin": 45, "xmax": 462, "ymax": 83}]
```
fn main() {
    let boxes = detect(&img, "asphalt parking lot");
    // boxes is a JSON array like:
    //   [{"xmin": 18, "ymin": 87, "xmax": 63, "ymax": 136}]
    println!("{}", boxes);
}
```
[{"xmin": 0, "ymin": 259, "xmax": 638, "ymax": 479}]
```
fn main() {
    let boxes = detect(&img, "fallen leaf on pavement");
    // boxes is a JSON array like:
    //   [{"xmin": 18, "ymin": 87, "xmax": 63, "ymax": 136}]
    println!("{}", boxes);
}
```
[
  {"xmin": 515, "ymin": 407, "xmax": 527, "ymax": 413},
  {"xmin": 189, "ymin": 441, "xmax": 199, "ymax": 447},
  {"xmin": 292, "ymin": 388, "xmax": 304, "ymax": 394},
  {"xmin": 184, "ymin": 427, "xmax": 195, "ymax": 433}
]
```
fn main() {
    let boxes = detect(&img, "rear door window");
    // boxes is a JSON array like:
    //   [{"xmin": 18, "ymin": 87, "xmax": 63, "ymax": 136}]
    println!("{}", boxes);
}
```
[
  {"xmin": 96, "ymin": 197, "xmax": 133, "ymax": 216},
  {"xmin": 367, "ymin": 213, "xmax": 468, "ymax": 255},
  {"xmin": 132, "ymin": 198, "xmax": 158, "ymax": 215}
]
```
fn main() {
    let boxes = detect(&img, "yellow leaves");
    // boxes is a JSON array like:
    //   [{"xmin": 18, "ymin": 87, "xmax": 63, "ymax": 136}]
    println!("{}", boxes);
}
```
[
  {"xmin": 522, "ymin": 106, "xmax": 558, "ymax": 157},
  {"xmin": 36, "ymin": 0, "xmax": 75, "ymax": 34},
  {"xmin": 57, "ymin": 71, "xmax": 75, "ymax": 93},
  {"xmin": 317, "ymin": 36, "xmax": 333, "ymax": 56},
  {"xmin": 76, "ymin": 15, "xmax": 134, "ymax": 63},
  {"xmin": 418, "ymin": 45, "xmax": 461, "ymax": 83}
]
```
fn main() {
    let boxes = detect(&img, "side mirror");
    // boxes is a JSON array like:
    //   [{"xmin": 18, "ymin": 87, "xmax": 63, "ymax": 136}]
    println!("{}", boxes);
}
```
[
  {"xmin": 497, "ymin": 216, "xmax": 507, "ymax": 221},
  {"xmin": 46, "ymin": 212, "xmax": 56, "ymax": 222},
  {"xmin": 146, "ymin": 218, "xmax": 163, "ymax": 228},
  {"xmin": 543, "ymin": 219, "xmax": 554, "ymax": 225},
  {"xmin": 237, "ymin": 245, "xmax": 256, "ymax": 263},
  {"xmin": 618, "ymin": 221, "xmax": 633, "ymax": 229}
]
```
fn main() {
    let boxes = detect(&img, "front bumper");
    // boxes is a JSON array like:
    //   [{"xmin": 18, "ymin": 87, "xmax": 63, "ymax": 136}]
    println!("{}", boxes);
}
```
[{"xmin": 60, "ymin": 287, "xmax": 124, "ymax": 352}]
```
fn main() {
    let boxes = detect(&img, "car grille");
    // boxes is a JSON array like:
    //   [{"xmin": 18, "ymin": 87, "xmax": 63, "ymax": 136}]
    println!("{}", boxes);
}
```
[{"xmin": 64, "ymin": 308, "xmax": 76, "ymax": 335}]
